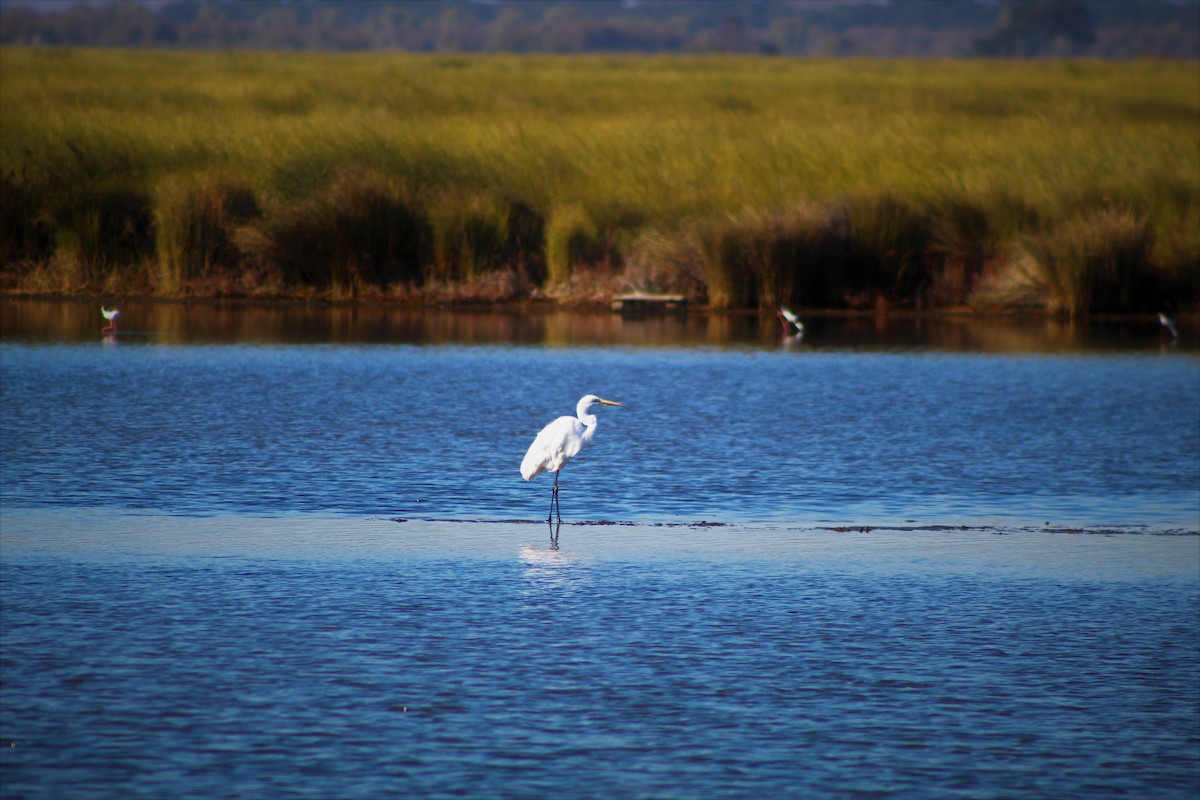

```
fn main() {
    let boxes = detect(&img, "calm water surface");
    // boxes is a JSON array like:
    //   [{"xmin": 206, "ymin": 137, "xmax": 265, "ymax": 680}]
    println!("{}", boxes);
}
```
[
  {"xmin": 2, "ymin": 301, "xmax": 1198, "ymax": 798},
  {"xmin": 2, "ymin": 301, "xmax": 1197, "ymax": 527}
]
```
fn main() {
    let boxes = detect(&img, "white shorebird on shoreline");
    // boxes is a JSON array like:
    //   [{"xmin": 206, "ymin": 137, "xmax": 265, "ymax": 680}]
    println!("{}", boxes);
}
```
[
  {"xmin": 101, "ymin": 307, "xmax": 120, "ymax": 334},
  {"xmin": 776, "ymin": 306, "xmax": 804, "ymax": 336},
  {"xmin": 1158, "ymin": 312, "xmax": 1178, "ymax": 339}
]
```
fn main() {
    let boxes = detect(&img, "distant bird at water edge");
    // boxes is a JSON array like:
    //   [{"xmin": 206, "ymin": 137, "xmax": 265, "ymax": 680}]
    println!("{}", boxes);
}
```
[
  {"xmin": 777, "ymin": 306, "xmax": 804, "ymax": 336},
  {"xmin": 1158, "ymin": 312, "xmax": 1178, "ymax": 339},
  {"xmin": 101, "ymin": 307, "xmax": 120, "ymax": 334}
]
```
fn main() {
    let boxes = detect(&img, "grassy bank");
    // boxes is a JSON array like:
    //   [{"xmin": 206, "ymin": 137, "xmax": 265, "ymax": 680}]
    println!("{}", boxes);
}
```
[{"xmin": 2, "ymin": 48, "xmax": 1197, "ymax": 312}]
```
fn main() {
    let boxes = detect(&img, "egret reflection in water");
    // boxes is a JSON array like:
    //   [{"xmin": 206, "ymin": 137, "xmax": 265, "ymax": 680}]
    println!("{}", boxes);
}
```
[{"xmin": 519, "ymin": 521, "xmax": 596, "ymax": 592}]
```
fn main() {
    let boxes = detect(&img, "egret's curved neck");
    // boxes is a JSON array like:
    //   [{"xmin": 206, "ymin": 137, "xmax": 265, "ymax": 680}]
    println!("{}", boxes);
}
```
[{"xmin": 576, "ymin": 403, "xmax": 598, "ymax": 446}]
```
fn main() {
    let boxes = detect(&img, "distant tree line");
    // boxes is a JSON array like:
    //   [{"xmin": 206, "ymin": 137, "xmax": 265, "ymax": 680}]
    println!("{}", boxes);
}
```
[{"xmin": 1, "ymin": 0, "xmax": 1197, "ymax": 59}]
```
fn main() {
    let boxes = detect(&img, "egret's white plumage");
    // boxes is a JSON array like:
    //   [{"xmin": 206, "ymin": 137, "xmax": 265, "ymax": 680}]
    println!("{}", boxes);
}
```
[
  {"xmin": 521, "ymin": 394, "xmax": 621, "ymax": 521},
  {"xmin": 101, "ymin": 306, "xmax": 120, "ymax": 333},
  {"xmin": 777, "ymin": 306, "xmax": 803, "ymax": 335}
]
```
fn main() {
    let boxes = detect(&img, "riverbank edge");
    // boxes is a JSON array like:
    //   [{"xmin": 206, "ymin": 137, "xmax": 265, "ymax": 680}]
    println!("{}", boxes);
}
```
[{"xmin": 2, "ymin": 291, "xmax": 1193, "ymax": 326}]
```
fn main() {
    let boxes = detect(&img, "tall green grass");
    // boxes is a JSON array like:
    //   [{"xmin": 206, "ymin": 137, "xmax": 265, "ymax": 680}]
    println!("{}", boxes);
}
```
[
  {"xmin": 234, "ymin": 168, "xmax": 428, "ymax": 299},
  {"xmin": 155, "ymin": 174, "xmax": 258, "ymax": 293},
  {"xmin": 1, "ymin": 48, "xmax": 1197, "ymax": 310},
  {"xmin": 1025, "ymin": 208, "xmax": 1155, "ymax": 316}
]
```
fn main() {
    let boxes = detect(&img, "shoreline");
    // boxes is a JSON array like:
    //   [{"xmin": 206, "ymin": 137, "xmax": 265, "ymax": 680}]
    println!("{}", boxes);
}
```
[{"xmin": 2, "ymin": 292, "xmax": 1193, "ymax": 324}]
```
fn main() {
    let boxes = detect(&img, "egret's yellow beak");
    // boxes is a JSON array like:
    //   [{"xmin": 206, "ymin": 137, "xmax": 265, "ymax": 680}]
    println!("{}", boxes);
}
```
[{"xmin": 598, "ymin": 399, "xmax": 622, "ymax": 407}]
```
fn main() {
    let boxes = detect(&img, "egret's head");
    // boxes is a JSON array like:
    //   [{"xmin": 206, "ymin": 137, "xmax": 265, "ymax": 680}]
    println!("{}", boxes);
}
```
[{"xmin": 580, "ymin": 394, "xmax": 621, "ymax": 410}]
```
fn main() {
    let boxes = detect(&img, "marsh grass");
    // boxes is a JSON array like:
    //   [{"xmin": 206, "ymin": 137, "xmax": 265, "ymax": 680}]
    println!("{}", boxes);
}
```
[
  {"xmin": 0, "ymin": 157, "xmax": 52, "ymax": 270},
  {"xmin": 926, "ymin": 199, "xmax": 991, "ymax": 306},
  {"xmin": 1, "ymin": 49, "xmax": 1197, "ymax": 310},
  {"xmin": 51, "ymin": 183, "xmax": 153, "ymax": 291},
  {"xmin": 427, "ymin": 191, "xmax": 546, "ymax": 285},
  {"xmin": 545, "ymin": 204, "xmax": 602, "ymax": 287},
  {"xmin": 429, "ymin": 191, "xmax": 505, "ymax": 283},
  {"xmin": 1026, "ymin": 207, "xmax": 1155, "ymax": 316},
  {"xmin": 155, "ymin": 174, "xmax": 258, "ymax": 293},
  {"xmin": 622, "ymin": 230, "xmax": 707, "ymax": 298},
  {"xmin": 696, "ymin": 204, "xmax": 846, "ymax": 309},
  {"xmin": 239, "ymin": 169, "xmax": 430, "ymax": 299},
  {"xmin": 695, "ymin": 197, "xmax": 989, "ymax": 309}
]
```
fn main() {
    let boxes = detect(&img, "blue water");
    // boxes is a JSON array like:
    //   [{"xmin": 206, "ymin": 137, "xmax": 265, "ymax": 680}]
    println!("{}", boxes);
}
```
[
  {"xmin": 1, "ymin": 343, "xmax": 1198, "ymax": 526},
  {"xmin": 2, "ymin": 515, "xmax": 1198, "ymax": 799},
  {"xmin": 2, "ymin": 305, "xmax": 1199, "ymax": 798}
]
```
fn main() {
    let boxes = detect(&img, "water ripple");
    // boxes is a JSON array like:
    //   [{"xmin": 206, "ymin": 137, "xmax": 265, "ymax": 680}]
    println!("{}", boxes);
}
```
[{"xmin": 2, "ymin": 344, "xmax": 1198, "ymax": 528}]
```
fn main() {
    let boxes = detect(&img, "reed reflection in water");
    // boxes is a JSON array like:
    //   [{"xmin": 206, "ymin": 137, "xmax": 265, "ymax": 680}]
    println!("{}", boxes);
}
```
[{"xmin": 1, "ymin": 299, "xmax": 1191, "ymax": 352}]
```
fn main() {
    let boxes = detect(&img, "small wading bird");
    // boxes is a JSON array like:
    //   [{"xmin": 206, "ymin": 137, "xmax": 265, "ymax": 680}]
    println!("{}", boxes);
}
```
[
  {"xmin": 1158, "ymin": 312, "xmax": 1178, "ymax": 339},
  {"xmin": 777, "ymin": 306, "xmax": 804, "ymax": 336},
  {"xmin": 101, "ymin": 306, "xmax": 120, "ymax": 334},
  {"xmin": 521, "ymin": 394, "xmax": 621, "ymax": 523}
]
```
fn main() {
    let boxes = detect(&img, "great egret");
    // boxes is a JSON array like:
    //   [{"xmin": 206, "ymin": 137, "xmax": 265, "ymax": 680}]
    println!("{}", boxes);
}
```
[
  {"xmin": 1158, "ymin": 312, "xmax": 1178, "ymax": 339},
  {"xmin": 776, "ymin": 306, "xmax": 804, "ymax": 335},
  {"xmin": 520, "ymin": 394, "xmax": 621, "ymax": 522},
  {"xmin": 101, "ymin": 307, "xmax": 120, "ymax": 334}
]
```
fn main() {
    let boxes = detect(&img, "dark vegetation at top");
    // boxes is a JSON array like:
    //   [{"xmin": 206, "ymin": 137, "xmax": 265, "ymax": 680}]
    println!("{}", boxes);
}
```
[{"xmin": 1, "ymin": 0, "xmax": 1198, "ymax": 59}]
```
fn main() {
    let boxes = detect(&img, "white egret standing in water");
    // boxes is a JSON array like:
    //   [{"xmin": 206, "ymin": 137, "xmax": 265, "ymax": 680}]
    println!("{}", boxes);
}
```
[
  {"xmin": 101, "ymin": 307, "xmax": 120, "ymax": 334},
  {"xmin": 521, "ymin": 394, "xmax": 621, "ymax": 522},
  {"xmin": 777, "ymin": 306, "xmax": 804, "ymax": 336}
]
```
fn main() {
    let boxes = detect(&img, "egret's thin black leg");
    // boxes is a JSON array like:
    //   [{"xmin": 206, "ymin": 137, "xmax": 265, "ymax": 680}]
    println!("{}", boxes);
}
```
[{"xmin": 552, "ymin": 471, "xmax": 563, "ymax": 523}]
